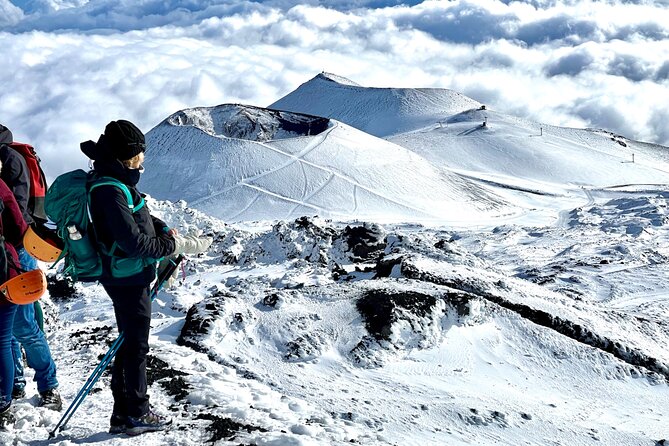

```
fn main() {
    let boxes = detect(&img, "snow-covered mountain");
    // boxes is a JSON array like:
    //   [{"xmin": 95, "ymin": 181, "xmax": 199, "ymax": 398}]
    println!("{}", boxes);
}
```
[
  {"xmin": 3, "ymin": 73, "xmax": 669, "ymax": 446},
  {"xmin": 270, "ymin": 72, "xmax": 482, "ymax": 138},
  {"xmin": 273, "ymin": 73, "xmax": 669, "ymax": 190},
  {"xmin": 145, "ymin": 73, "xmax": 669, "ymax": 228},
  {"xmin": 142, "ymin": 103, "xmax": 509, "ymax": 223}
]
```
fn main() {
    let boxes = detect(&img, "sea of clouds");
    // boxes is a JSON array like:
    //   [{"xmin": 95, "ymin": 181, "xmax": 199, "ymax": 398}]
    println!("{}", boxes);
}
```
[{"xmin": 0, "ymin": 0, "xmax": 667, "ymax": 180}]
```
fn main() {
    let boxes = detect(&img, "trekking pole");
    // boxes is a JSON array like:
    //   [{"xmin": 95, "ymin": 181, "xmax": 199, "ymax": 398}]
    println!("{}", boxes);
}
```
[{"xmin": 49, "ymin": 255, "xmax": 185, "ymax": 438}]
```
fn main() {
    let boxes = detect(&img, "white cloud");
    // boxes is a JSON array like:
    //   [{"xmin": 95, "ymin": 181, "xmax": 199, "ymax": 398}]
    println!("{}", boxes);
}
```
[
  {"xmin": 0, "ymin": 0, "xmax": 668, "ymax": 182},
  {"xmin": 0, "ymin": 0, "xmax": 24, "ymax": 26}
]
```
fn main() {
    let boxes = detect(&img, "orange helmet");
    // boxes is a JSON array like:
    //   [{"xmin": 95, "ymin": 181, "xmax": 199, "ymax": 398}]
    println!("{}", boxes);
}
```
[
  {"xmin": 0, "ymin": 269, "xmax": 47, "ymax": 305},
  {"xmin": 23, "ymin": 225, "xmax": 63, "ymax": 262}
]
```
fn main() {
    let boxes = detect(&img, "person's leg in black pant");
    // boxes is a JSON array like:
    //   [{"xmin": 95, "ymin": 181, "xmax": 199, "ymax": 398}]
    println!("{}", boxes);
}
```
[{"xmin": 104, "ymin": 284, "xmax": 152, "ymax": 419}]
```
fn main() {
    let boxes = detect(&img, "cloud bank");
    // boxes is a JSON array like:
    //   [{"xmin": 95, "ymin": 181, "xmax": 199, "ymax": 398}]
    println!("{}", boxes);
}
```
[{"xmin": 0, "ymin": 0, "xmax": 667, "ymax": 181}]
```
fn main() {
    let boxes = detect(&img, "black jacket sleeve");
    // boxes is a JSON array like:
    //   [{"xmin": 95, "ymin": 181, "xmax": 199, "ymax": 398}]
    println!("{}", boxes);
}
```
[
  {"xmin": 0, "ymin": 147, "xmax": 32, "ymax": 225},
  {"xmin": 151, "ymin": 215, "xmax": 170, "ymax": 235},
  {"xmin": 91, "ymin": 185, "xmax": 175, "ymax": 259}
]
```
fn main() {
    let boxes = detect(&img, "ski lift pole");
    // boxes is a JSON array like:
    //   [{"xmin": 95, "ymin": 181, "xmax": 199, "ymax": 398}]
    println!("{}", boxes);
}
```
[{"xmin": 49, "ymin": 255, "xmax": 185, "ymax": 438}]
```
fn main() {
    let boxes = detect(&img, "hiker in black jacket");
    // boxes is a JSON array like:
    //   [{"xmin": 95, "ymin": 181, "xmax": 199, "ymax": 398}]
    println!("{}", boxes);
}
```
[{"xmin": 83, "ymin": 120, "xmax": 210, "ymax": 436}]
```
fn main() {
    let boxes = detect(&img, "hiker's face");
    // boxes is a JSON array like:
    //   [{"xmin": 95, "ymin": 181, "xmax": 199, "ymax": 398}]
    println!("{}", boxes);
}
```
[{"xmin": 127, "ymin": 152, "xmax": 145, "ymax": 169}]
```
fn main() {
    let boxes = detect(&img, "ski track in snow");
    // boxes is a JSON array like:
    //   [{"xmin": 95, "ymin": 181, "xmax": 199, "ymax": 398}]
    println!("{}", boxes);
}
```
[
  {"xmin": 192, "ymin": 122, "xmax": 444, "ymax": 220},
  {"xmin": 190, "ymin": 124, "xmax": 337, "ymax": 206},
  {"xmin": 556, "ymin": 187, "xmax": 594, "ymax": 228}
]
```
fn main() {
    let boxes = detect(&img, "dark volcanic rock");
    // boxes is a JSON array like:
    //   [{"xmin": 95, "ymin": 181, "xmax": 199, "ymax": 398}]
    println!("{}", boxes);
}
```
[
  {"xmin": 341, "ymin": 223, "xmax": 386, "ymax": 261},
  {"xmin": 146, "ymin": 356, "xmax": 187, "ymax": 384},
  {"xmin": 146, "ymin": 356, "xmax": 191, "ymax": 401},
  {"xmin": 47, "ymin": 275, "xmax": 78, "ymax": 300},
  {"xmin": 401, "ymin": 260, "xmax": 669, "ymax": 381},
  {"xmin": 374, "ymin": 254, "xmax": 404, "ymax": 278},
  {"xmin": 356, "ymin": 290, "xmax": 437, "ymax": 341},
  {"xmin": 177, "ymin": 294, "xmax": 230, "ymax": 353},
  {"xmin": 195, "ymin": 413, "xmax": 267, "ymax": 443}
]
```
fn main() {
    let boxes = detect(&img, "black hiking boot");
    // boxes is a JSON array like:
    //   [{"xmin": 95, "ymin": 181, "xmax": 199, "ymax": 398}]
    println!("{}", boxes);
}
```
[
  {"xmin": 12, "ymin": 387, "xmax": 26, "ymax": 399},
  {"xmin": 39, "ymin": 388, "xmax": 62, "ymax": 411},
  {"xmin": 109, "ymin": 413, "xmax": 128, "ymax": 434},
  {"xmin": 126, "ymin": 410, "xmax": 171, "ymax": 436},
  {"xmin": 0, "ymin": 404, "xmax": 15, "ymax": 430}
]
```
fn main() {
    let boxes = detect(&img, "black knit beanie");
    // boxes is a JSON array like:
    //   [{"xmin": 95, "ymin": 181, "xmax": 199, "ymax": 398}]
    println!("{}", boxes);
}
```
[{"xmin": 98, "ymin": 120, "xmax": 146, "ymax": 161}]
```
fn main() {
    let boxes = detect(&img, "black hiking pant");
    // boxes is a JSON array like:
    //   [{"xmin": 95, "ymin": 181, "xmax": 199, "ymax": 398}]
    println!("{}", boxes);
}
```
[{"xmin": 103, "ymin": 284, "xmax": 152, "ymax": 418}]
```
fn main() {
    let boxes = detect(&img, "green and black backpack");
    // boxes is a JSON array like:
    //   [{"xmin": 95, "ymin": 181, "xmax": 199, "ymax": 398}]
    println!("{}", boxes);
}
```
[{"xmin": 45, "ymin": 169, "xmax": 157, "ymax": 282}]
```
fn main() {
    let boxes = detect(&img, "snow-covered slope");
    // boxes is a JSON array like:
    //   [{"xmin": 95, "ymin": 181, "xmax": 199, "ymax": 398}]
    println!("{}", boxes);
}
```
[
  {"xmin": 144, "ymin": 74, "xmax": 669, "ymax": 229},
  {"xmin": 7, "ymin": 194, "xmax": 669, "ymax": 446},
  {"xmin": 270, "ymin": 72, "xmax": 481, "ymax": 138},
  {"xmin": 271, "ymin": 72, "xmax": 669, "ymax": 207},
  {"xmin": 142, "ymin": 104, "xmax": 511, "ymax": 224},
  {"xmin": 389, "ymin": 109, "xmax": 669, "ymax": 188},
  {"xmin": 4, "ymin": 73, "xmax": 669, "ymax": 446}
]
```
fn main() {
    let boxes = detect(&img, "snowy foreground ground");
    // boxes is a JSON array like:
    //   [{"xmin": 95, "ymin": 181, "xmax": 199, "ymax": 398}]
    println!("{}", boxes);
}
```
[{"xmin": 3, "ymin": 189, "xmax": 669, "ymax": 446}]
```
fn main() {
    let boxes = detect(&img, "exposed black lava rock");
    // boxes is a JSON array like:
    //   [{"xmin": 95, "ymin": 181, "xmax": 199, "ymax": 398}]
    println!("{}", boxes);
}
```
[
  {"xmin": 331, "ymin": 262, "xmax": 348, "ymax": 280},
  {"xmin": 72, "ymin": 325, "xmax": 113, "ymax": 339},
  {"xmin": 145, "ymin": 356, "xmax": 191, "ymax": 401},
  {"xmin": 220, "ymin": 251, "xmax": 239, "ymax": 264},
  {"xmin": 284, "ymin": 332, "xmax": 325, "ymax": 361},
  {"xmin": 434, "ymin": 238, "xmax": 454, "ymax": 249},
  {"xmin": 517, "ymin": 268, "xmax": 556, "ymax": 285},
  {"xmin": 293, "ymin": 216, "xmax": 336, "ymax": 239},
  {"xmin": 262, "ymin": 292, "xmax": 281, "ymax": 307},
  {"xmin": 170, "ymin": 105, "xmax": 329, "ymax": 142},
  {"xmin": 341, "ymin": 223, "xmax": 386, "ymax": 261},
  {"xmin": 195, "ymin": 413, "xmax": 267, "ymax": 443},
  {"xmin": 356, "ymin": 290, "xmax": 437, "ymax": 341},
  {"xmin": 223, "ymin": 106, "xmax": 329, "ymax": 141},
  {"xmin": 47, "ymin": 275, "xmax": 77, "ymax": 300},
  {"xmin": 177, "ymin": 296, "xmax": 229, "ymax": 353},
  {"xmin": 71, "ymin": 325, "xmax": 113, "ymax": 350},
  {"xmin": 374, "ymin": 254, "xmax": 404, "ymax": 278},
  {"xmin": 160, "ymin": 375, "xmax": 190, "ymax": 401},
  {"xmin": 146, "ymin": 356, "xmax": 187, "ymax": 384}
]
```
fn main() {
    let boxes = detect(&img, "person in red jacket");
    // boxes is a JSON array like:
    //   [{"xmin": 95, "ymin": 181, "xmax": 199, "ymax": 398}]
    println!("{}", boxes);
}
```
[
  {"xmin": 0, "ymin": 124, "xmax": 61, "ymax": 411},
  {"xmin": 0, "ymin": 169, "xmax": 28, "ymax": 429}
]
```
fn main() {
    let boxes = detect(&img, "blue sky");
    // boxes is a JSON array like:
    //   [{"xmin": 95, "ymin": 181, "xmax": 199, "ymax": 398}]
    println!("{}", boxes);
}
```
[{"xmin": 1, "ymin": 0, "xmax": 668, "ymax": 179}]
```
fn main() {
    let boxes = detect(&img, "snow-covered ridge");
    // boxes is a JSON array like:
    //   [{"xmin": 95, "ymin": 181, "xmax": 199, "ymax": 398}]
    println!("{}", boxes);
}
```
[
  {"xmin": 166, "ymin": 104, "xmax": 331, "ymax": 142},
  {"xmin": 317, "ymin": 71, "xmax": 362, "ymax": 87}
]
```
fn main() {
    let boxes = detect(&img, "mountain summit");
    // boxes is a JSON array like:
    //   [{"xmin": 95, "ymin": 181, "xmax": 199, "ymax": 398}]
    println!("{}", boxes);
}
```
[{"xmin": 270, "ymin": 72, "xmax": 481, "ymax": 137}]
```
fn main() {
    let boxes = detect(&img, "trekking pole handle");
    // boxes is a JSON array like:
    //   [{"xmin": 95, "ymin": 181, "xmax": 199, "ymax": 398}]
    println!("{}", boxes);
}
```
[{"xmin": 155, "ymin": 254, "xmax": 185, "ymax": 292}]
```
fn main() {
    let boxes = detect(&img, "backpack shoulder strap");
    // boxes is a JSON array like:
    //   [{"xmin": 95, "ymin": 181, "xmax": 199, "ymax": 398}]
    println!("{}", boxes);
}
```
[
  {"xmin": 88, "ymin": 176, "xmax": 145, "ymax": 213},
  {"xmin": 86, "ymin": 176, "xmax": 146, "ymax": 260}
]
